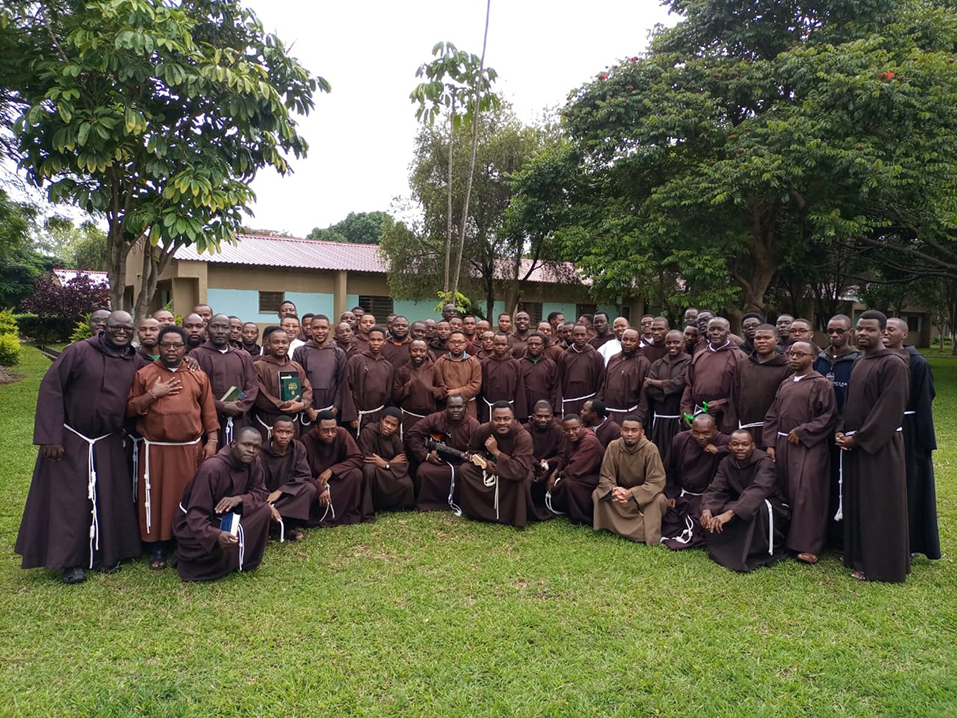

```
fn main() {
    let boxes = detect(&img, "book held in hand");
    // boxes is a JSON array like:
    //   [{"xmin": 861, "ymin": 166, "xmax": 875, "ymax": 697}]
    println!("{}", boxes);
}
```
[
  {"xmin": 278, "ymin": 370, "xmax": 302, "ymax": 402},
  {"xmin": 220, "ymin": 385, "xmax": 245, "ymax": 402},
  {"xmin": 220, "ymin": 512, "xmax": 240, "ymax": 536}
]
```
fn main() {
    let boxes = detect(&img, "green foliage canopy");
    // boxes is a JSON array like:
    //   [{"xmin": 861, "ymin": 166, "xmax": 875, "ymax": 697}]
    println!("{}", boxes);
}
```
[{"xmin": 307, "ymin": 211, "xmax": 390, "ymax": 245}]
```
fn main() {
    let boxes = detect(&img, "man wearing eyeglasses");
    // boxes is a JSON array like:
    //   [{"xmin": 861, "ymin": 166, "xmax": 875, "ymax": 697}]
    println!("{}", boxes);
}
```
[{"xmin": 16, "ymin": 311, "xmax": 149, "ymax": 584}]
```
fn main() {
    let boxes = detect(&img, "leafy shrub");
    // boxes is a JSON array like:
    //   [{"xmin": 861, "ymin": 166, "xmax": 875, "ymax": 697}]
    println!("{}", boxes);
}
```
[
  {"xmin": 0, "ymin": 309, "xmax": 18, "ymax": 336},
  {"xmin": 20, "ymin": 273, "xmax": 109, "ymax": 338},
  {"xmin": 70, "ymin": 314, "xmax": 92, "ymax": 344},
  {"xmin": 0, "ymin": 333, "xmax": 20, "ymax": 366},
  {"xmin": 14, "ymin": 312, "xmax": 73, "ymax": 343}
]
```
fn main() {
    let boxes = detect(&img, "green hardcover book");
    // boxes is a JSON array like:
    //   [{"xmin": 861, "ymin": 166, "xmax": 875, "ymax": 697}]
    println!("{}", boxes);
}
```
[
  {"xmin": 279, "ymin": 371, "xmax": 302, "ymax": 402},
  {"xmin": 220, "ymin": 385, "xmax": 242, "ymax": 402}
]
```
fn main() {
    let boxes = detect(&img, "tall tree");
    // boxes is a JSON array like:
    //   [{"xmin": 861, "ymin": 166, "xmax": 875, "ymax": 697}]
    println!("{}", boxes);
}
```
[
  {"xmin": 10, "ymin": 0, "xmax": 327, "ymax": 318},
  {"xmin": 510, "ymin": 0, "xmax": 957, "ymax": 318},
  {"xmin": 380, "ymin": 105, "xmax": 556, "ymax": 318},
  {"xmin": 411, "ymin": 41, "xmax": 498, "ymax": 294}
]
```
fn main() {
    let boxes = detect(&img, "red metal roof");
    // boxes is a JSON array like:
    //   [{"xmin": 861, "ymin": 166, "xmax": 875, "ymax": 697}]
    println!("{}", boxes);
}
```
[
  {"xmin": 174, "ymin": 234, "xmax": 388, "ymax": 273},
  {"xmin": 174, "ymin": 233, "xmax": 585, "ymax": 285}
]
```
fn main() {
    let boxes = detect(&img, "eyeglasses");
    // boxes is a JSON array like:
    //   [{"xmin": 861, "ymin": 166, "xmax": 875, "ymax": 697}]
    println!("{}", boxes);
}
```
[
  {"xmin": 159, "ymin": 342, "xmax": 185, "ymax": 349},
  {"xmin": 91, "ymin": 317, "xmax": 107, "ymax": 324},
  {"xmin": 106, "ymin": 324, "xmax": 134, "ymax": 332}
]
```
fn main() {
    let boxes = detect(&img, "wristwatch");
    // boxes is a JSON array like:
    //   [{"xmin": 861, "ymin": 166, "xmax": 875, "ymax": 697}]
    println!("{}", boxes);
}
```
[{"xmin": 384, "ymin": 463, "xmax": 391, "ymax": 470}]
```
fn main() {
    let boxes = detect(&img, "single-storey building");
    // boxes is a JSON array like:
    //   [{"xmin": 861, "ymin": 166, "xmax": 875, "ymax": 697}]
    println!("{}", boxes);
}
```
[{"xmin": 124, "ymin": 234, "xmax": 646, "ymax": 328}]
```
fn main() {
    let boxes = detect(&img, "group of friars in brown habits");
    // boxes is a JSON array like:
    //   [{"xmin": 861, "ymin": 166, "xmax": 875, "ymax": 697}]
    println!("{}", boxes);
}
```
[{"xmin": 16, "ymin": 299, "xmax": 939, "ymax": 585}]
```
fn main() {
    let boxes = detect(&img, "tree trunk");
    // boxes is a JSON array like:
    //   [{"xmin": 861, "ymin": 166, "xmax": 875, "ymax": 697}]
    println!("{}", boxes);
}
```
[
  {"xmin": 740, "ymin": 202, "xmax": 778, "ymax": 314},
  {"xmin": 131, "ymin": 235, "xmax": 175, "ymax": 326},
  {"xmin": 106, "ymin": 223, "xmax": 131, "ymax": 311},
  {"xmin": 450, "ymin": 0, "xmax": 491, "ymax": 299},
  {"xmin": 443, "ymin": 104, "xmax": 455, "ymax": 293}
]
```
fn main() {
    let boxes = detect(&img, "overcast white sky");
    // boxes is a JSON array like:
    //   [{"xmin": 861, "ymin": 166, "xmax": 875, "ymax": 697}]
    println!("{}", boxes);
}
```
[{"xmin": 241, "ymin": 0, "xmax": 676, "ymax": 236}]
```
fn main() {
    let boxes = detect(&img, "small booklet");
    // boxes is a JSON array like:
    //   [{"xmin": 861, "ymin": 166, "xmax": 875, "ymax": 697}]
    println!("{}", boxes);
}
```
[
  {"xmin": 279, "ymin": 370, "xmax": 302, "ymax": 402},
  {"xmin": 220, "ymin": 385, "xmax": 245, "ymax": 402},
  {"xmin": 220, "ymin": 512, "xmax": 240, "ymax": 536}
]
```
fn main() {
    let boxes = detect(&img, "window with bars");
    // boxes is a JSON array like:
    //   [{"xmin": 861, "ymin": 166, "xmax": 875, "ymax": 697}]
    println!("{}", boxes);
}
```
[
  {"xmin": 517, "ymin": 302, "xmax": 543, "ymax": 324},
  {"xmin": 259, "ymin": 291, "xmax": 285, "ymax": 314},
  {"xmin": 358, "ymin": 295, "xmax": 394, "ymax": 321}
]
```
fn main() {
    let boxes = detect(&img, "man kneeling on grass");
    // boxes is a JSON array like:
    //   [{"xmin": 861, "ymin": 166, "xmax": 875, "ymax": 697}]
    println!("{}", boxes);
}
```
[
  {"xmin": 699, "ymin": 429, "xmax": 790, "ymax": 573},
  {"xmin": 173, "ymin": 426, "xmax": 271, "ymax": 581}
]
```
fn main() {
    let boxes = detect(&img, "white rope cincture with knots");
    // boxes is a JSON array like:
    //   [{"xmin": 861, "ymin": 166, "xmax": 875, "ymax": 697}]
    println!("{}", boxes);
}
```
[
  {"xmin": 446, "ymin": 462, "xmax": 463, "ymax": 517},
  {"xmin": 545, "ymin": 476, "xmax": 564, "ymax": 515},
  {"xmin": 483, "ymin": 468, "xmax": 499, "ymax": 521},
  {"xmin": 142, "ymin": 436, "xmax": 202, "ymax": 534},
  {"xmin": 561, "ymin": 392, "xmax": 596, "ymax": 413},
  {"xmin": 356, "ymin": 404, "xmax": 386, "ymax": 435},
  {"xmin": 64, "ymin": 424, "xmax": 113, "ymax": 569},
  {"xmin": 652, "ymin": 412, "xmax": 681, "ymax": 431},
  {"xmin": 127, "ymin": 434, "xmax": 143, "ymax": 502}
]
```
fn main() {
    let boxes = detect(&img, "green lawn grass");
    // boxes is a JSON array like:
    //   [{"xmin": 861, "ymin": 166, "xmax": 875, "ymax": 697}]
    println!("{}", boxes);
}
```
[{"xmin": 0, "ymin": 345, "xmax": 954, "ymax": 717}]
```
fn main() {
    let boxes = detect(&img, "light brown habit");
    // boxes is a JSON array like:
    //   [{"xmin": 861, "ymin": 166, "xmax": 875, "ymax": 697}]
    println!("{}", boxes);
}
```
[
  {"xmin": 127, "ymin": 361, "xmax": 219, "ymax": 542},
  {"xmin": 433, "ymin": 353, "xmax": 482, "ymax": 418},
  {"xmin": 592, "ymin": 435, "xmax": 668, "ymax": 545}
]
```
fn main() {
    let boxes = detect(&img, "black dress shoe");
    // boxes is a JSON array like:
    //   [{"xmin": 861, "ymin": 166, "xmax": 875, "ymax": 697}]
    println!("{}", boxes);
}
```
[{"xmin": 62, "ymin": 567, "xmax": 87, "ymax": 584}]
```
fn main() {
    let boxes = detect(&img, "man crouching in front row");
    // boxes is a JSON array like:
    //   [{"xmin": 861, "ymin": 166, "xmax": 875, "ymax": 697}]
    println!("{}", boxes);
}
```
[{"xmin": 173, "ymin": 427, "xmax": 272, "ymax": 581}]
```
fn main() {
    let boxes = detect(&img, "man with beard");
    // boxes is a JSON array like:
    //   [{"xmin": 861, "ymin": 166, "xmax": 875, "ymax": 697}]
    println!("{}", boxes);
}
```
[
  {"xmin": 392, "ymin": 338, "xmax": 445, "ymax": 434},
  {"xmin": 458, "ymin": 402, "xmax": 535, "ymax": 527},
  {"xmin": 730, "ymin": 324, "xmax": 791, "ymax": 446},
  {"xmin": 592, "ymin": 415, "xmax": 668, "ymax": 545},
  {"xmin": 597, "ymin": 316, "xmax": 630, "ymax": 366},
  {"xmin": 660, "ymin": 414, "xmax": 729, "ymax": 550},
  {"xmin": 776, "ymin": 314, "xmax": 794, "ymax": 348},
  {"xmin": 252, "ymin": 326, "xmax": 313, "ymax": 440},
  {"xmin": 228, "ymin": 316, "xmax": 244, "ymax": 348},
  {"xmin": 434, "ymin": 331, "xmax": 482, "ymax": 419},
  {"xmin": 190, "ymin": 314, "xmax": 260, "ymax": 445},
  {"xmin": 589, "ymin": 312, "xmax": 615, "ymax": 350},
  {"xmin": 183, "ymin": 312, "xmax": 206, "ymax": 352},
  {"xmin": 683, "ymin": 308, "xmax": 698, "ymax": 326},
  {"xmin": 738, "ymin": 313, "xmax": 764, "ymax": 357},
  {"xmin": 127, "ymin": 325, "xmax": 219, "ymax": 570},
  {"xmin": 681, "ymin": 317, "xmax": 746, "ymax": 432},
  {"xmin": 558, "ymin": 324, "xmax": 606, "ymax": 416},
  {"xmin": 480, "ymin": 333, "xmax": 528, "ymax": 422},
  {"xmin": 153, "ymin": 309, "xmax": 175, "ymax": 327},
  {"xmin": 172, "ymin": 426, "xmax": 272, "ymax": 581},
  {"xmin": 693, "ymin": 311, "xmax": 714, "ymax": 353},
  {"xmin": 523, "ymin": 400, "xmax": 565, "ymax": 520},
  {"xmin": 883, "ymin": 318, "xmax": 940, "ymax": 560},
  {"xmin": 358, "ymin": 408, "xmax": 414, "ymax": 511},
  {"xmin": 546, "ymin": 413, "xmax": 605, "ymax": 524},
  {"xmin": 559, "ymin": 321, "xmax": 575, "ymax": 348},
  {"xmin": 700, "ymin": 429, "xmax": 790, "ymax": 572},
  {"xmin": 424, "ymin": 318, "xmax": 437, "ymax": 339},
  {"xmin": 428, "ymin": 320, "xmax": 451, "ymax": 353},
  {"xmin": 241, "ymin": 322, "xmax": 261, "ymax": 356},
  {"xmin": 763, "ymin": 341, "xmax": 837, "ymax": 564},
  {"xmin": 293, "ymin": 315, "xmax": 347, "ymax": 421},
  {"xmin": 16, "ymin": 311, "xmax": 147, "ymax": 583},
  {"xmin": 407, "ymin": 394, "xmax": 480, "ymax": 512},
  {"xmin": 342, "ymin": 326, "xmax": 394, "ymax": 435},
  {"xmin": 509, "ymin": 311, "xmax": 532, "ymax": 358},
  {"xmin": 335, "ymin": 321, "xmax": 358, "ymax": 359},
  {"xmin": 813, "ymin": 313, "xmax": 859, "ymax": 546},
  {"xmin": 581, "ymin": 399, "xmax": 622, "ymax": 448},
  {"xmin": 382, "ymin": 315, "xmax": 414, "ymax": 368},
  {"xmin": 599, "ymin": 328, "xmax": 650, "ymax": 425},
  {"xmin": 643, "ymin": 330, "xmax": 691, "ymax": 467},
  {"xmin": 136, "ymin": 316, "xmax": 161, "ymax": 362},
  {"xmin": 837, "ymin": 311, "xmax": 910, "ymax": 582},
  {"xmin": 300, "ymin": 411, "xmax": 372, "ymax": 527},
  {"xmin": 521, "ymin": 333, "xmax": 560, "ymax": 417},
  {"xmin": 410, "ymin": 320, "xmax": 428, "ymax": 342},
  {"xmin": 259, "ymin": 415, "xmax": 316, "ymax": 542}
]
